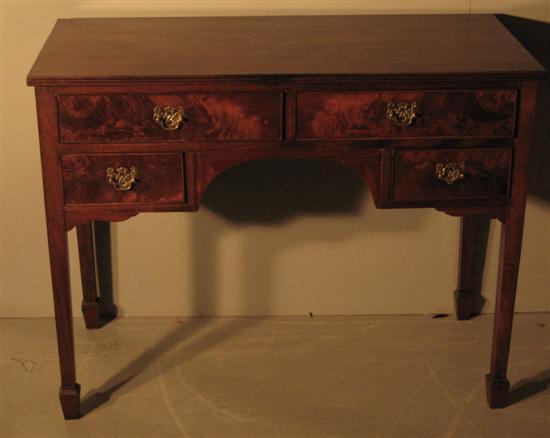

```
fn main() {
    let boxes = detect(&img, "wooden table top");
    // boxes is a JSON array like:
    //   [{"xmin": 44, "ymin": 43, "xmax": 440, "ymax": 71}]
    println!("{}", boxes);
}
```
[{"xmin": 27, "ymin": 14, "xmax": 545, "ymax": 85}]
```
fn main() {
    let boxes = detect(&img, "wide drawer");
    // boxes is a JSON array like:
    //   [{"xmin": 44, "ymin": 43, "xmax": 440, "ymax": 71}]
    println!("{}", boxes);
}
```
[
  {"xmin": 392, "ymin": 148, "xmax": 512, "ymax": 202},
  {"xmin": 297, "ymin": 90, "xmax": 516, "ymax": 139},
  {"xmin": 58, "ymin": 93, "xmax": 283, "ymax": 143},
  {"xmin": 62, "ymin": 153, "xmax": 185, "ymax": 204}
]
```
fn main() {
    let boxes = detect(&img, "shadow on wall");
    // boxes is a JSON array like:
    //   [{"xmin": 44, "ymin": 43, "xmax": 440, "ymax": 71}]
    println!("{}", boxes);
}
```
[
  {"xmin": 193, "ymin": 159, "xmax": 369, "ymax": 316},
  {"xmin": 201, "ymin": 158, "xmax": 366, "ymax": 224},
  {"xmin": 189, "ymin": 159, "xmax": 427, "ymax": 316}
]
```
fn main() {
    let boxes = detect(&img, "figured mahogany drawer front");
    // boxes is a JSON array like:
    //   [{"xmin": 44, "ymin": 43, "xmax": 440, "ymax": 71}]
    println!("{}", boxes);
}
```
[
  {"xmin": 58, "ymin": 93, "xmax": 283, "ymax": 143},
  {"xmin": 296, "ymin": 90, "xmax": 516, "ymax": 139},
  {"xmin": 62, "ymin": 153, "xmax": 185, "ymax": 204},
  {"xmin": 392, "ymin": 148, "xmax": 512, "ymax": 202}
]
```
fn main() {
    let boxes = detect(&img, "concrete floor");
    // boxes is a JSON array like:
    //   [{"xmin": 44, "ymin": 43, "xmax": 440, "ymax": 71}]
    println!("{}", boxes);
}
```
[{"xmin": 1, "ymin": 314, "xmax": 549, "ymax": 437}]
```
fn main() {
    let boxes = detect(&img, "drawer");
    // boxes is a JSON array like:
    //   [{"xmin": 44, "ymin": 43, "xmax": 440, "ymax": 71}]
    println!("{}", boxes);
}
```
[
  {"xmin": 62, "ymin": 153, "xmax": 185, "ymax": 204},
  {"xmin": 58, "ymin": 93, "xmax": 283, "ymax": 143},
  {"xmin": 296, "ymin": 90, "xmax": 516, "ymax": 139},
  {"xmin": 392, "ymin": 148, "xmax": 512, "ymax": 202}
]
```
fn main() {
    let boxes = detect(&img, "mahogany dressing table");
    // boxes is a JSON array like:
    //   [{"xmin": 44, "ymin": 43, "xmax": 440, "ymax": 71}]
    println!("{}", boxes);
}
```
[{"xmin": 27, "ymin": 15, "xmax": 545, "ymax": 419}]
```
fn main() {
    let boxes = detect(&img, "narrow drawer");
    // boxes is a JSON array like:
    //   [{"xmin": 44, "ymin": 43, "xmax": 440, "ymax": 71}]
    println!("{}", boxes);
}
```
[
  {"xmin": 58, "ymin": 93, "xmax": 283, "ymax": 143},
  {"xmin": 297, "ymin": 90, "xmax": 516, "ymax": 139},
  {"xmin": 392, "ymin": 148, "xmax": 512, "ymax": 202},
  {"xmin": 62, "ymin": 153, "xmax": 185, "ymax": 204}
]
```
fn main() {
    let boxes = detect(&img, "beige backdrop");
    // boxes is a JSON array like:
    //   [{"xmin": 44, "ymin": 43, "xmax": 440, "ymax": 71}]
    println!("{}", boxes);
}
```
[{"xmin": 1, "ymin": 1, "xmax": 549, "ymax": 317}]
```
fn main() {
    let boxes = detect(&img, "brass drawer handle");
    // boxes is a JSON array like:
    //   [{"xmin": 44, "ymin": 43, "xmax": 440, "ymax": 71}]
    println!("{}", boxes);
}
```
[
  {"xmin": 435, "ymin": 161, "xmax": 466, "ymax": 185},
  {"xmin": 106, "ymin": 166, "xmax": 139, "ymax": 191},
  {"xmin": 386, "ymin": 101, "xmax": 418, "ymax": 126},
  {"xmin": 153, "ymin": 105, "xmax": 187, "ymax": 131}
]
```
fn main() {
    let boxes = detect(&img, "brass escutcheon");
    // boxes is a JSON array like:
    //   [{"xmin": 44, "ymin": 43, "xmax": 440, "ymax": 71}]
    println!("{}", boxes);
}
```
[
  {"xmin": 386, "ymin": 101, "xmax": 418, "ymax": 126},
  {"xmin": 435, "ymin": 161, "xmax": 466, "ymax": 185},
  {"xmin": 106, "ymin": 166, "xmax": 139, "ymax": 191},
  {"xmin": 153, "ymin": 105, "xmax": 187, "ymax": 131}
]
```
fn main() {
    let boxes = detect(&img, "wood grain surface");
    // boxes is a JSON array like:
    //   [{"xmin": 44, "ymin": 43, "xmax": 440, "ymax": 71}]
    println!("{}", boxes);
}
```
[
  {"xmin": 58, "ymin": 93, "xmax": 282, "ymax": 143},
  {"xmin": 27, "ymin": 15, "xmax": 544, "ymax": 84},
  {"xmin": 62, "ymin": 153, "xmax": 185, "ymax": 204},
  {"xmin": 392, "ymin": 148, "xmax": 512, "ymax": 201},
  {"xmin": 297, "ymin": 90, "xmax": 517, "ymax": 139}
]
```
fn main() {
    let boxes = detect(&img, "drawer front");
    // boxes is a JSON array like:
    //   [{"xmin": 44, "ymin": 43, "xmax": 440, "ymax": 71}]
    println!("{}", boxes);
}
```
[
  {"xmin": 62, "ymin": 153, "xmax": 185, "ymax": 204},
  {"xmin": 58, "ymin": 93, "xmax": 282, "ymax": 143},
  {"xmin": 392, "ymin": 148, "xmax": 512, "ymax": 202},
  {"xmin": 297, "ymin": 90, "xmax": 516, "ymax": 139}
]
